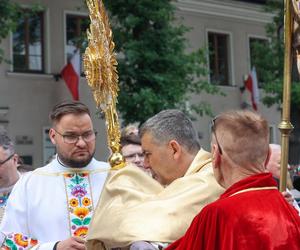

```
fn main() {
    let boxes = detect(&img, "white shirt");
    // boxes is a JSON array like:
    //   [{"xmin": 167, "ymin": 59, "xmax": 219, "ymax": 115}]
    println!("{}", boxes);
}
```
[{"xmin": 0, "ymin": 156, "xmax": 109, "ymax": 249}]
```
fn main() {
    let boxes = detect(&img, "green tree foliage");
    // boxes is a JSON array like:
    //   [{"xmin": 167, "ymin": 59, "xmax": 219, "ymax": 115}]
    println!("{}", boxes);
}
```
[
  {"xmin": 0, "ymin": 0, "xmax": 44, "ymax": 64},
  {"xmin": 251, "ymin": 0, "xmax": 300, "ymax": 107},
  {"xmin": 0, "ymin": 0, "xmax": 20, "ymax": 63},
  {"xmin": 103, "ymin": 0, "xmax": 222, "ymax": 124}
]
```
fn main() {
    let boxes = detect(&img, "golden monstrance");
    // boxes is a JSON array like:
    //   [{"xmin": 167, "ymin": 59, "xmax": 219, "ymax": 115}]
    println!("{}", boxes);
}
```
[{"xmin": 83, "ymin": 0, "xmax": 125, "ymax": 170}]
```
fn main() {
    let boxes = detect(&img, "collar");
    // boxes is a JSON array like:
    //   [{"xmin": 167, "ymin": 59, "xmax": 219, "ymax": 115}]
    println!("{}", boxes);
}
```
[
  {"xmin": 56, "ymin": 155, "xmax": 95, "ymax": 172},
  {"xmin": 221, "ymin": 173, "xmax": 277, "ymax": 199}
]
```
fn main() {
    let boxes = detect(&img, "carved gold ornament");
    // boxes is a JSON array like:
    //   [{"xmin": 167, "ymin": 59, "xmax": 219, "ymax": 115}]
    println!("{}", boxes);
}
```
[{"xmin": 84, "ymin": 0, "xmax": 125, "ymax": 170}]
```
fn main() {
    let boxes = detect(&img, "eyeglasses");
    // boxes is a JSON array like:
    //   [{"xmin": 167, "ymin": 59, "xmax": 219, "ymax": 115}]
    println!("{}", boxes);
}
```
[
  {"xmin": 211, "ymin": 117, "xmax": 223, "ymax": 155},
  {"xmin": 123, "ymin": 153, "xmax": 144, "ymax": 160},
  {"xmin": 0, "ymin": 154, "xmax": 14, "ymax": 166},
  {"xmin": 54, "ymin": 129, "xmax": 97, "ymax": 144}
]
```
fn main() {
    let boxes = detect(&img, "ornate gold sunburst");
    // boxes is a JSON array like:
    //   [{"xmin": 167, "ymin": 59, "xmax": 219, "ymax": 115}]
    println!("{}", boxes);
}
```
[{"xmin": 84, "ymin": 0, "xmax": 125, "ymax": 170}]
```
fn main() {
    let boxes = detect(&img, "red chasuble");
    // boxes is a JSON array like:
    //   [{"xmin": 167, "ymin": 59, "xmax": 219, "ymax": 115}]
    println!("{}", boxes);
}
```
[{"xmin": 166, "ymin": 173, "xmax": 300, "ymax": 250}]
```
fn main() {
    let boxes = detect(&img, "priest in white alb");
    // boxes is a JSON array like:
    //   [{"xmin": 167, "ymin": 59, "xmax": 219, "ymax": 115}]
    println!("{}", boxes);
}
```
[{"xmin": 0, "ymin": 101, "xmax": 109, "ymax": 250}]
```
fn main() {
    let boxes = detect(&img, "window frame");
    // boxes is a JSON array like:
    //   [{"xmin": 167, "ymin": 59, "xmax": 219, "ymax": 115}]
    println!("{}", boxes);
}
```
[
  {"xmin": 63, "ymin": 11, "xmax": 89, "ymax": 76},
  {"xmin": 206, "ymin": 29, "xmax": 235, "ymax": 86},
  {"xmin": 247, "ymin": 34, "xmax": 269, "ymax": 71},
  {"xmin": 12, "ymin": 10, "xmax": 45, "ymax": 74},
  {"xmin": 247, "ymin": 35, "xmax": 269, "ymax": 87}
]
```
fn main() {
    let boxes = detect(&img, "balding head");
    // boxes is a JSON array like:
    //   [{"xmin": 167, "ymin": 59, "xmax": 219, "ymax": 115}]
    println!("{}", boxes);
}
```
[
  {"xmin": 213, "ymin": 110, "xmax": 269, "ymax": 171},
  {"xmin": 269, "ymin": 144, "xmax": 281, "ymax": 152}
]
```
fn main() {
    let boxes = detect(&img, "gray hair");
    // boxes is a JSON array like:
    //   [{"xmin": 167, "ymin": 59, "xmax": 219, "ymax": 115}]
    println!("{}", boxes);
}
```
[
  {"xmin": 0, "ymin": 128, "xmax": 15, "ymax": 155},
  {"xmin": 140, "ymin": 109, "xmax": 200, "ymax": 153}
]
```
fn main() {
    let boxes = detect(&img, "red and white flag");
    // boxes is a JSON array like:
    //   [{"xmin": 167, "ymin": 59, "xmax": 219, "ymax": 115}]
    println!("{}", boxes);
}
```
[
  {"xmin": 244, "ymin": 67, "xmax": 259, "ymax": 111},
  {"xmin": 61, "ymin": 49, "xmax": 80, "ymax": 100}
]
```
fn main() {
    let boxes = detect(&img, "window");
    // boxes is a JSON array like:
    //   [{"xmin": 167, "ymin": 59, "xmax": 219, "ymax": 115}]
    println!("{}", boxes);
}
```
[
  {"xmin": 208, "ymin": 32, "xmax": 230, "ymax": 86},
  {"xmin": 13, "ymin": 11, "xmax": 44, "ymax": 73},
  {"xmin": 65, "ymin": 14, "xmax": 89, "ymax": 74},
  {"xmin": 249, "ymin": 37, "xmax": 268, "ymax": 86}
]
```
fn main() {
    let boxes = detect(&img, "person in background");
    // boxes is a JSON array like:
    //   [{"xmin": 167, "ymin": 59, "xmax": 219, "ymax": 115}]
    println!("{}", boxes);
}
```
[
  {"xmin": 267, "ymin": 144, "xmax": 293, "ymax": 188},
  {"xmin": 166, "ymin": 110, "xmax": 300, "ymax": 250},
  {"xmin": 0, "ymin": 128, "xmax": 20, "ymax": 221},
  {"xmin": 121, "ymin": 123, "xmax": 139, "ymax": 137},
  {"xmin": 120, "ymin": 133, "xmax": 152, "ymax": 176},
  {"xmin": 267, "ymin": 143, "xmax": 300, "ymax": 213},
  {"xmin": 0, "ymin": 101, "xmax": 109, "ymax": 250}
]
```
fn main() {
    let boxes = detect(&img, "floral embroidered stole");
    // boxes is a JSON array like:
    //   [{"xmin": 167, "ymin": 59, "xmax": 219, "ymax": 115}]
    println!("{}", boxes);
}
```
[
  {"xmin": 1, "ymin": 171, "xmax": 95, "ymax": 249},
  {"xmin": 64, "ymin": 172, "xmax": 94, "ymax": 238},
  {"xmin": 1, "ymin": 233, "xmax": 38, "ymax": 250}
]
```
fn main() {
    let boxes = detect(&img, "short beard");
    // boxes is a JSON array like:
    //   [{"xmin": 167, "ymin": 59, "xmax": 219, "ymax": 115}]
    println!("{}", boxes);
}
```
[{"xmin": 58, "ymin": 152, "xmax": 95, "ymax": 168}]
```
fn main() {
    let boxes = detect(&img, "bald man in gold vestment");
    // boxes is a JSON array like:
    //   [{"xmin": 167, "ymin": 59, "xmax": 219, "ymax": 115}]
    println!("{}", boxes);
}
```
[{"xmin": 86, "ymin": 110, "xmax": 224, "ymax": 250}]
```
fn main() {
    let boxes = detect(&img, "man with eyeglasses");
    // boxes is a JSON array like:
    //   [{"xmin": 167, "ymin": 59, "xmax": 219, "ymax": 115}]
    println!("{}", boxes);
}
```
[
  {"xmin": 0, "ymin": 128, "xmax": 20, "ymax": 221},
  {"xmin": 86, "ymin": 109, "xmax": 224, "ymax": 250},
  {"xmin": 166, "ymin": 110, "xmax": 300, "ymax": 250},
  {"xmin": 0, "ymin": 101, "xmax": 109, "ymax": 250}
]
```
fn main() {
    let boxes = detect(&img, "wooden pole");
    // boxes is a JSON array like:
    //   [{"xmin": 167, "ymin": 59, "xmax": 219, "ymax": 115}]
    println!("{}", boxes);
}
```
[{"xmin": 279, "ymin": 0, "xmax": 294, "ymax": 192}]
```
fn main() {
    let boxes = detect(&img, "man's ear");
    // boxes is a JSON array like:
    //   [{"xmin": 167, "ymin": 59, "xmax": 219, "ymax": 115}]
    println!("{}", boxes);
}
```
[
  {"xmin": 169, "ymin": 140, "xmax": 181, "ymax": 160},
  {"xmin": 264, "ymin": 146, "xmax": 271, "ymax": 168},
  {"xmin": 12, "ymin": 154, "xmax": 19, "ymax": 166},
  {"xmin": 49, "ymin": 128, "xmax": 57, "ymax": 145}
]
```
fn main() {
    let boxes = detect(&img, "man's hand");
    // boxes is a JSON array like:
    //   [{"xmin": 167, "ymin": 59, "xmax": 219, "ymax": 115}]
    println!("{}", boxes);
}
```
[
  {"xmin": 56, "ymin": 236, "xmax": 86, "ymax": 250},
  {"xmin": 282, "ymin": 191, "xmax": 294, "ymax": 205}
]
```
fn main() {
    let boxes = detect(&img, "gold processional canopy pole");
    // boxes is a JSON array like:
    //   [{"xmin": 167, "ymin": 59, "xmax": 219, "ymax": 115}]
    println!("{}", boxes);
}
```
[
  {"xmin": 279, "ymin": 0, "xmax": 299, "ymax": 192},
  {"xmin": 83, "ymin": 0, "xmax": 125, "ymax": 170}
]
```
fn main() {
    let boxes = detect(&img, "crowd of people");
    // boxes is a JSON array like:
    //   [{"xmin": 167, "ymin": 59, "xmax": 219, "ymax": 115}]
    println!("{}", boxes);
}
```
[{"xmin": 0, "ymin": 100, "xmax": 300, "ymax": 249}]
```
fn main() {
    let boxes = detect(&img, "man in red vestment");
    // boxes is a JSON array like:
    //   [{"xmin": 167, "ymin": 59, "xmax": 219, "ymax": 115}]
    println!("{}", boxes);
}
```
[{"xmin": 166, "ymin": 110, "xmax": 300, "ymax": 250}]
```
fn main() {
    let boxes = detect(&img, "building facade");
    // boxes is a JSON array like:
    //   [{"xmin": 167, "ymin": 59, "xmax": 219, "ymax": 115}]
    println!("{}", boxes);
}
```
[
  {"xmin": 175, "ymin": 0, "xmax": 280, "ymax": 148},
  {"xmin": 0, "ymin": 0, "xmax": 281, "ymax": 168}
]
